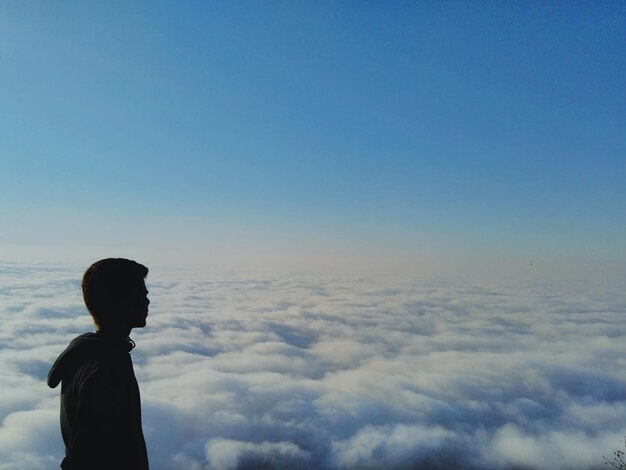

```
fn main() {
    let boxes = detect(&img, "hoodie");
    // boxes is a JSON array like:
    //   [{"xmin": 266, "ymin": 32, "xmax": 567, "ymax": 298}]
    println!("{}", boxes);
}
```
[{"xmin": 48, "ymin": 333, "xmax": 149, "ymax": 470}]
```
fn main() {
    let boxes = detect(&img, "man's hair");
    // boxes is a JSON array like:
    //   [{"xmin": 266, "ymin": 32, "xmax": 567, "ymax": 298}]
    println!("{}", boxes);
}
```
[{"xmin": 82, "ymin": 258, "xmax": 148, "ymax": 327}]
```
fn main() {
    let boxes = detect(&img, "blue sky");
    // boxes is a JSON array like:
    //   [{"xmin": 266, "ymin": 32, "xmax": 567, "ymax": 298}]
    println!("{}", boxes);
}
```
[{"xmin": 1, "ymin": 1, "xmax": 625, "ymax": 270}]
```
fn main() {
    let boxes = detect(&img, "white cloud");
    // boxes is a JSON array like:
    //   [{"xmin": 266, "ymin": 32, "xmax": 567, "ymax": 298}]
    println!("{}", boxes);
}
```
[
  {"xmin": 332, "ymin": 424, "xmax": 455, "ymax": 468},
  {"xmin": 205, "ymin": 438, "xmax": 310, "ymax": 470},
  {"xmin": 1, "ymin": 261, "xmax": 625, "ymax": 469}
]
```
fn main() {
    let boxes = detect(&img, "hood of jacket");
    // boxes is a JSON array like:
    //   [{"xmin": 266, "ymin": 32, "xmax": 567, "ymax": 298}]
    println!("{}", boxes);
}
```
[{"xmin": 47, "ymin": 332, "xmax": 135, "ymax": 389}]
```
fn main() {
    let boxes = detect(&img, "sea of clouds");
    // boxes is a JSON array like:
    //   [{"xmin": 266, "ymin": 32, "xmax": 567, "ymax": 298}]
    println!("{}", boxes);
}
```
[{"xmin": 1, "ymin": 260, "xmax": 625, "ymax": 469}]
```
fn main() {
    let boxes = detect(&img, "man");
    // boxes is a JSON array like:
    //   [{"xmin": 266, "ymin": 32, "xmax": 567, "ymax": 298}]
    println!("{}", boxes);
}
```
[{"xmin": 48, "ymin": 258, "xmax": 150, "ymax": 469}]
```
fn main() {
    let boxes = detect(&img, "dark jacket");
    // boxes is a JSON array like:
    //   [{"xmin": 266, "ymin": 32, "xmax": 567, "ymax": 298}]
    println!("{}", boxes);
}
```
[{"xmin": 48, "ymin": 333, "xmax": 149, "ymax": 469}]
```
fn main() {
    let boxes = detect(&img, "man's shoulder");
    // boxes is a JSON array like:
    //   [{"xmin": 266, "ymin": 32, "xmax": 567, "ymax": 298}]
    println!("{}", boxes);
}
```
[
  {"xmin": 74, "ymin": 357, "xmax": 113, "ymax": 386},
  {"xmin": 75, "ymin": 355, "xmax": 132, "ymax": 390}
]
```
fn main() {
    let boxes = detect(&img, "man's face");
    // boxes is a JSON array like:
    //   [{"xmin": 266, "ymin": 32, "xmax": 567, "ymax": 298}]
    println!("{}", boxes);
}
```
[{"xmin": 124, "ymin": 280, "xmax": 150, "ymax": 329}]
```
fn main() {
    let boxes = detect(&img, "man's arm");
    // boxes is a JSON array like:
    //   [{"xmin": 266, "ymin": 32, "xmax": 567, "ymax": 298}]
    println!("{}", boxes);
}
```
[{"xmin": 66, "ymin": 362, "xmax": 127, "ymax": 469}]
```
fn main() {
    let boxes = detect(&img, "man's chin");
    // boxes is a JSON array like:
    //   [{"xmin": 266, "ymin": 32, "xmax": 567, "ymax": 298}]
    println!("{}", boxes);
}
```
[{"xmin": 131, "ymin": 319, "xmax": 147, "ymax": 329}]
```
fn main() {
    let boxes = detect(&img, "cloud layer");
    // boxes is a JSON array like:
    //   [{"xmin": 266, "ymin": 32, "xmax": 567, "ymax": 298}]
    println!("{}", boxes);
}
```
[{"xmin": 1, "ymin": 261, "xmax": 625, "ymax": 469}]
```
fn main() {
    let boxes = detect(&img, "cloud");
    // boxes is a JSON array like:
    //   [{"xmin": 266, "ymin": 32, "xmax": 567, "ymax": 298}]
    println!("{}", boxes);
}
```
[
  {"xmin": 1, "ymin": 261, "xmax": 625, "ymax": 469},
  {"xmin": 331, "ymin": 424, "xmax": 455, "ymax": 468},
  {"xmin": 205, "ymin": 438, "xmax": 310, "ymax": 470}
]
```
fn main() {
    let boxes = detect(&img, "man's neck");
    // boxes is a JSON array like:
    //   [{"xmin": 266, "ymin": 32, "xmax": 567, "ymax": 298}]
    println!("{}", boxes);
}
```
[{"xmin": 96, "ymin": 326, "xmax": 132, "ymax": 339}]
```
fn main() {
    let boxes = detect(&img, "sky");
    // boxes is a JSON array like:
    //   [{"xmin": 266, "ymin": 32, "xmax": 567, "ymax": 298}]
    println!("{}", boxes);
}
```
[{"xmin": 1, "ymin": 1, "xmax": 625, "ymax": 273}]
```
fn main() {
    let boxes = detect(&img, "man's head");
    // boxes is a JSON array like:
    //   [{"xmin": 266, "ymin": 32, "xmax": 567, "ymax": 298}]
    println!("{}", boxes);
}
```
[{"xmin": 82, "ymin": 258, "xmax": 149, "ymax": 331}]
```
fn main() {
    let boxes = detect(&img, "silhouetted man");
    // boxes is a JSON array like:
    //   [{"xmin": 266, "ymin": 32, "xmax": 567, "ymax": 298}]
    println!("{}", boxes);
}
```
[{"xmin": 48, "ymin": 258, "xmax": 150, "ymax": 469}]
